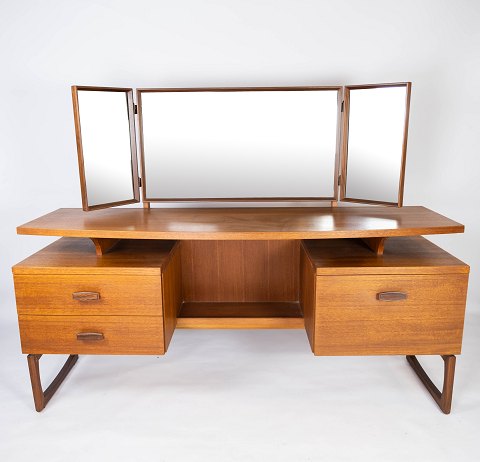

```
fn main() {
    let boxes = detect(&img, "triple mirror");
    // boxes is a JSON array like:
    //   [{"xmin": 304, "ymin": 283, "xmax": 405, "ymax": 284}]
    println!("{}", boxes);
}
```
[{"xmin": 71, "ymin": 83, "xmax": 411, "ymax": 211}]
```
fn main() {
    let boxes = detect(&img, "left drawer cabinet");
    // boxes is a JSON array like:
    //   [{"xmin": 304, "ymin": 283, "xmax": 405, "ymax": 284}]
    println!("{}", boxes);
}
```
[{"xmin": 13, "ymin": 238, "xmax": 182, "ymax": 355}]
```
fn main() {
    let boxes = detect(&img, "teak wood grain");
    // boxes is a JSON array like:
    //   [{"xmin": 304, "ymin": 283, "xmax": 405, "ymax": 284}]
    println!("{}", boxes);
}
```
[
  {"xmin": 161, "ymin": 242, "xmax": 182, "ymax": 349},
  {"xmin": 177, "ymin": 302, "xmax": 303, "ymax": 329},
  {"xmin": 302, "ymin": 237, "xmax": 469, "ymax": 275},
  {"xmin": 300, "ymin": 248, "xmax": 316, "ymax": 347},
  {"xmin": 12, "ymin": 208, "xmax": 470, "ymax": 412},
  {"xmin": 13, "ymin": 238, "xmax": 183, "ymax": 355},
  {"xmin": 300, "ymin": 237, "xmax": 469, "ymax": 356},
  {"xmin": 181, "ymin": 240, "xmax": 299, "ymax": 302},
  {"xmin": 360, "ymin": 237, "xmax": 386, "ymax": 255},
  {"xmin": 90, "ymin": 238, "xmax": 121, "ymax": 255},
  {"xmin": 16, "ymin": 207, "xmax": 464, "ymax": 240},
  {"xmin": 14, "ymin": 274, "xmax": 163, "ymax": 316},
  {"xmin": 12, "ymin": 238, "xmax": 177, "ymax": 275},
  {"xmin": 19, "ymin": 315, "xmax": 165, "ymax": 355},
  {"xmin": 312, "ymin": 274, "xmax": 468, "ymax": 355}
]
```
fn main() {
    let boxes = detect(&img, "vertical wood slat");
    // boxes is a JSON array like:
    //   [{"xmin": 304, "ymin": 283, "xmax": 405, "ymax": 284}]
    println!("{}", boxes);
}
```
[
  {"xmin": 180, "ymin": 240, "xmax": 300, "ymax": 302},
  {"xmin": 299, "ymin": 244, "xmax": 316, "ymax": 351},
  {"xmin": 162, "ymin": 243, "xmax": 183, "ymax": 350}
]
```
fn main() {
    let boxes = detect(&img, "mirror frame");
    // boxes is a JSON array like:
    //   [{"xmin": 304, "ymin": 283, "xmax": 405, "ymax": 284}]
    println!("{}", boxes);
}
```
[
  {"xmin": 136, "ymin": 86, "xmax": 343, "ymax": 202},
  {"xmin": 71, "ymin": 86, "xmax": 140, "ymax": 211},
  {"xmin": 339, "ymin": 82, "xmax": 412, "ymax": 207}
]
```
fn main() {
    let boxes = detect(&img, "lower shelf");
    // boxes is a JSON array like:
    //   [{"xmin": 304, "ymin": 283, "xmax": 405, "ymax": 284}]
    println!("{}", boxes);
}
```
[{"xmin": 176, "ymin": 302, "xmax": 304, "ymax": 329}]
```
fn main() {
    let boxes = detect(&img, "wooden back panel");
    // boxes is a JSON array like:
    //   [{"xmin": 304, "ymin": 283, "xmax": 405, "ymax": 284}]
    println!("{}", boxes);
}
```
[{"xmin": 181, "ymin": 240, "xmax": 299, "ymax": 302}]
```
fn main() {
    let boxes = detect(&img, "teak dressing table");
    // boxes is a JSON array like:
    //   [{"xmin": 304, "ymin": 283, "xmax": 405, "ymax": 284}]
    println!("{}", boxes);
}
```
[{"xmin": 12, "ymin": 84, "xmax": 470, "ymax": 413}]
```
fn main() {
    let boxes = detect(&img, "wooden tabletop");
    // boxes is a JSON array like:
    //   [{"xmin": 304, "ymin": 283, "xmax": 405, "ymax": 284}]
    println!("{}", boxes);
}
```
[{"xmin": 16, "ymin": 207, "xmax": 464, "ymax": 240}]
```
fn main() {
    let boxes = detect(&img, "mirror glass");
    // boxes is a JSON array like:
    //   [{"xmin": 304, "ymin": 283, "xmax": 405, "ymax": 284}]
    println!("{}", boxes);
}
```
[
  {"xmin": 76, "ymin": 90, "xmax": 137, "ymax": 207},
  {"xmin": 344, "ymin": 85, "xmax": 408, "ymax": 204},
  {"xmin": 139, "ymin": 89, "xmax": 340, "ymax": 200}
]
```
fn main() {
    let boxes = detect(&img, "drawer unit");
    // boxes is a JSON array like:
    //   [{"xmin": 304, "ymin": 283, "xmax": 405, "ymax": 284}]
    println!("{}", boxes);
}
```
[
  {"xmin": 314, "ymin": 274, "xmax": 467, "ymax": 355},
  {"xmin": 301, "ymin": 237, "xmax": 469, "ymax": 356},
  {"xmin": 18, "ymin": 315, "xmax": 165, "ymax": 355},
  {"xmin": 14, "ymin": 274, "xmax": 163, "ymax": 316},
  {"xmin": 13, "ymin": 238, "xmax": 182, "ymax": 355}
]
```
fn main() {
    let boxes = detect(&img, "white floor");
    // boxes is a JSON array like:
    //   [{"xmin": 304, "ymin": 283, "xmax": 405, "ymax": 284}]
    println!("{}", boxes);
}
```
[{"xmin": 1, "ymin": 306, "xmax": 479, "ymax": 462}]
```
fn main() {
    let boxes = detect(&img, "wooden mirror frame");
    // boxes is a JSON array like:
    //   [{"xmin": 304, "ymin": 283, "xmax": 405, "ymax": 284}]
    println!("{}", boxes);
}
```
[
  {"xmin": 136, "ymin": 86, "xmax": 343, "ymax": 203},
  {"xmin": 71, "ymin": 86, "xmax": 141, "ymax": 211},
  {"xmin": 339, "ymin": 82, "xmax": 412, "ymax": 207}
]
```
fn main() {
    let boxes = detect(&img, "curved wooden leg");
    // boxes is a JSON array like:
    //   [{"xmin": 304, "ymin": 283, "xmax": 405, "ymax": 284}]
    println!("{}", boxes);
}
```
[
  {"xmin": 406, "ymin": 355, "xmax": 456, "ymax": 414},
  {"xmin": 27, "ymin": 354, "xmax": 79, "ymax": 412}
]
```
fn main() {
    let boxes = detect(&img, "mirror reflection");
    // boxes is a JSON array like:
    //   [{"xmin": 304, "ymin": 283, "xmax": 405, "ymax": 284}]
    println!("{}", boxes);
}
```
[
  {"xmin": 77, "ymin": 90, "xmax": 136, "ymax": 207},
  {"xmin": 140, "ymin": 90, "xmax": 340, "ymax": 199},
  {"xmin": 345, "ymin": 85, "xmax": 408, "ymax": 204}
]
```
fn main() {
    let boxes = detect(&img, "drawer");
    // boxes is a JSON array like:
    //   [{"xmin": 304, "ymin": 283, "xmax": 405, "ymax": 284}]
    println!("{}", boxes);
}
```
[
  {"xmin": 313, "ymin": 274, "xmax": 468, "ymax": 355},
  {"xmin": 14, "ymin": 274, "xmax": 162, "ymax": 316},
  {"xmin": 18, "ymin": 315, "xmax": 165, "ymax": 355}
]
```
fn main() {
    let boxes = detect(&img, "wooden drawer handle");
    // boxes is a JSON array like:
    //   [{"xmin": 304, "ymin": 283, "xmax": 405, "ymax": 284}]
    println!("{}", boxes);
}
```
[
  {"xmin": 72, "ymin": 291, "xmax": 100, "ymax": 301},
  {"xmin": 76, "ymin": 332, "xmax": 104, "ymax": 341},
  {"xmin": 377, "ymin": 291, "xmax": 407, "ymax": 301}
]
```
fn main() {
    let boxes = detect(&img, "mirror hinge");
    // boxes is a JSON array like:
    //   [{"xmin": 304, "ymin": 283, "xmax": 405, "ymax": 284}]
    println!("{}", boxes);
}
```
[
  {"xmin": 341, "ymin": 101, "xmax": 344, "ymax": 112},
  {"xmin": 134, "ymin": 104, "xmax": 138, "ymax": 114},
  {"xmin": 338, "ymin": 174, "xmax": 342, "ymax": 185},
  {"xmin": 138, "ymin": 177, "xmax": 142, "ymax": 187}
]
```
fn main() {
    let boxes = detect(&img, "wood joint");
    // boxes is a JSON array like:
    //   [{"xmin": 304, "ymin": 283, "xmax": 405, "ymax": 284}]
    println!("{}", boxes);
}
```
[
  {"xmin": 361, "ymin": 237, "xmax": 387, "ymax": 255},
  {"xmin": 90, "ymin": 238, "xmax": 121, "ymax": 256}
]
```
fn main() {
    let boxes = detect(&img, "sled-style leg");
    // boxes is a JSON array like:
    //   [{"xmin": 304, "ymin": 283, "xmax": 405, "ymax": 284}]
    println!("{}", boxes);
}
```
[
  {"xmin": 406, "ymin": 355, "xmax": 456, "ymax": 414},
  {"xmin": 27, "ymin": 354, "xmax": 79, "ymax": 412}
]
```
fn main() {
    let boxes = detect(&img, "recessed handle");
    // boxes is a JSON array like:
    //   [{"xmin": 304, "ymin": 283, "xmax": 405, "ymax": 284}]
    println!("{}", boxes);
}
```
[
  {"xmin": 377, "ymin": 291, "xmax": 407, "ymax": 301},
  {"xmin": 72, "ymin": 291, "xmax": 100, "ymax": 301},
  {"xmin": 76, "ymin": 332, "xmax": 104, "ymax": 341}
]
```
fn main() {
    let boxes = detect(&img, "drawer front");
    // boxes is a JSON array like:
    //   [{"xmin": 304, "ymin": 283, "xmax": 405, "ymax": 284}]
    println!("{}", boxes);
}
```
[
  {"xmin": 314, "ymin": 274, "xmax": 468, "ymax": 355},
  {"xmin": 19, "ymin": 315, "xmax": 165, "ymax": 355},
  {"xmin": 14, "ymin": 274, "xmax": 162, "ymax": 316}
]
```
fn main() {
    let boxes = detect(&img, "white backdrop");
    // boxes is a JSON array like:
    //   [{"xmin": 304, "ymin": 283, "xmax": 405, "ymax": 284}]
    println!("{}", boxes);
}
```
[
  {"xmin": 1, "ymin": 0, "xmax": 479, "ymax": 309},
  {"xmin": 0, "ymin": 1, "xmax": 479, "ymax": 460}
]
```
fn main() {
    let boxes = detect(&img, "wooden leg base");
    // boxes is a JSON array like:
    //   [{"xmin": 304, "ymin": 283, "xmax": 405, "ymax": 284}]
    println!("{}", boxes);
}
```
[
  {"xmin": 406, "ymin": 354, "xmax": 456, "ymax": 414},
  {"xmin": 27, "ymin": 354, "xmax": 79, "ymax": 412},
  {"xmin": 24, "ymin": 354, "xmax": 457, "ymax": 412}
]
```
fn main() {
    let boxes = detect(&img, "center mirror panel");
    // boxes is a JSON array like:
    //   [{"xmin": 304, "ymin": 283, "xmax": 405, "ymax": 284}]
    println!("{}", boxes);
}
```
[{"xmin": 137, "ymin": 88, "xmax": 341, "ymax": 201}]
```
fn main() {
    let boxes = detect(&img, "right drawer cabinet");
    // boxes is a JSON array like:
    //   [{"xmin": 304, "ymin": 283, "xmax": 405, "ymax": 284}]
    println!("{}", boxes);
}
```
[{"xmin": 300, "ymin": 237, "xmax": 469, "ymax": 356}]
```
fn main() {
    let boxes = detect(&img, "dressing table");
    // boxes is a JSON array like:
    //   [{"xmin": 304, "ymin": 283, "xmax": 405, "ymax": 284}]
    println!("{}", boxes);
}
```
[{"xmin": 13, "ymin": 83, "xmax": 469, "ymax": 413}]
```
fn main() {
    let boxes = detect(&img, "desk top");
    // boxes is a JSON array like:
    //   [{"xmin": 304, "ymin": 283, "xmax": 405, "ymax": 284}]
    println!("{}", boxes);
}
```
[{"xmin": 16, "ymin": 207, "xmax": 464, "ymax": 240}]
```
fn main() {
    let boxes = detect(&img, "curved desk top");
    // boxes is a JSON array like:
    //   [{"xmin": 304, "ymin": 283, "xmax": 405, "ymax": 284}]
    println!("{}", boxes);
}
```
[{"xmin": 16, "ymin": 206, "xmax": 464, "ymax": 240}]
